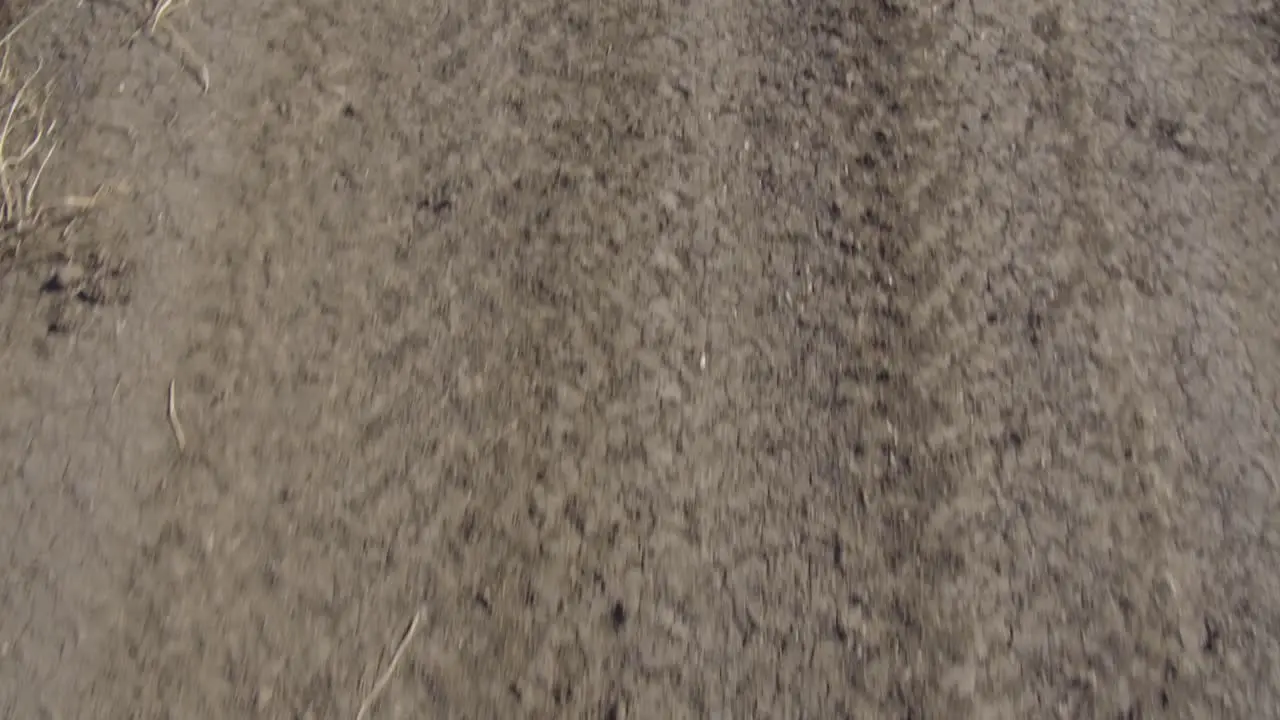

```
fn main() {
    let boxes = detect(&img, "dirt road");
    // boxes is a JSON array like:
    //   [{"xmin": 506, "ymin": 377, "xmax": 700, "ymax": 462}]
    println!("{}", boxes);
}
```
[{"xmin": 1, "ymin": 0, "xmax": 1278, "ymax": 716}]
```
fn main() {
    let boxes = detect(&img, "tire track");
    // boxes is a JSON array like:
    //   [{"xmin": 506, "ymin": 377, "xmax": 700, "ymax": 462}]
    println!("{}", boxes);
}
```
[
  {"xmin": 713, "ymin": 1, "xmax": 974, "ymax": 715},
  {"xmin": 253, "ymin": 0, "xmax": 967, "ymax": 714},
  {"xmin": 921, "ymin": 0, "xmax": 1280, "ymax": 715},
  {"xmin": 122, "ymin": 0, "xmax": 963, "ymax": 714}
]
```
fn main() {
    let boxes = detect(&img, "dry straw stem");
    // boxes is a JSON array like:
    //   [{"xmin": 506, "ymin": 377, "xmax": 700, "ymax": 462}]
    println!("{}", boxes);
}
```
[
  {"xmin": 167, "ymin": 378, "xmax": 186, "ymax": 452},
  {"xmin": 147, "ymin": 0, "xmax": 210, "ymax": 93},
  {"xmin": 0, "ymin": 0, "xmax": 55, "ymax": 48},
  {"xmin": 355, "ymin": 608, "xmax": 425, "ymax": 720},
  {"xmin": 0, "ymin": 1, "xmax": 99, "ymax": 247}
]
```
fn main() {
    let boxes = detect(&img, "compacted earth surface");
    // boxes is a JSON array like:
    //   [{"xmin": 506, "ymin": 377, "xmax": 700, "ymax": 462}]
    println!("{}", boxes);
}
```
[{"xmin": 1, "ymin": 0, "xmax": 1278, "ymax": 717}]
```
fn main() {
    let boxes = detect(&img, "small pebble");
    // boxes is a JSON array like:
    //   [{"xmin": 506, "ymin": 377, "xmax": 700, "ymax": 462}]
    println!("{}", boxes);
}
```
[{"xmin": 49, "ymin": 262, "xmax": 85, "ymax": 291}]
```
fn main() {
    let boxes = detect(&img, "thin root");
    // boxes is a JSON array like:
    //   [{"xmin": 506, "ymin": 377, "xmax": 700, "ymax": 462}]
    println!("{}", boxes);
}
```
[{"xmin": 165, "ymin": 26, "xmax": 211, "ymax": 93}]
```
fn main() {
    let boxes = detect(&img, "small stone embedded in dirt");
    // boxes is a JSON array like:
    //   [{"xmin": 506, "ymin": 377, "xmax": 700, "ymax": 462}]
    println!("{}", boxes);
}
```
[
  {"xmin": 255, "ymin": 685, "xmax": 274, "ymax": 711},
  {"xmin": 43, "ymin": 262, "xmax": 84, "ymax": 292},
  {"xmin": 76, "ymin": 283, "xmax": 109, "ymax": 306},
  {"xmin": 46, "ymin": 316, "xmax": 73, "ymax": 335}
]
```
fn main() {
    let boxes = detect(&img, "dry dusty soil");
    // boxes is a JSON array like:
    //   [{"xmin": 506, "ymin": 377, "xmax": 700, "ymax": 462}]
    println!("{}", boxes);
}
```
[{"xmin": 1, "ymin": 0, "xmax": 1279, "ymax": 717}]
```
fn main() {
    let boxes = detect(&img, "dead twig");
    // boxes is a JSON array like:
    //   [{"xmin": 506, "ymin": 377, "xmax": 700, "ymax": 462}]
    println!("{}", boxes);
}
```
[
  {"xmin": 146, "ymin": 0, "xmax": 210, "ymax": 93},
  {"xmin": 356, "ymin": 608, "xmax": 425, "ymax": 720},
  {"xmin": 167, "ymin": 378, "xmax": 186, "ymax": 452}
]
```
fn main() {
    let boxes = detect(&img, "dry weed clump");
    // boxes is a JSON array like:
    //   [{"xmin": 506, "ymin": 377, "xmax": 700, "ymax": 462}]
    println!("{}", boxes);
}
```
[{"xmin": 0, "ymin": 3, "xmax": 99, "ymax": 265}]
